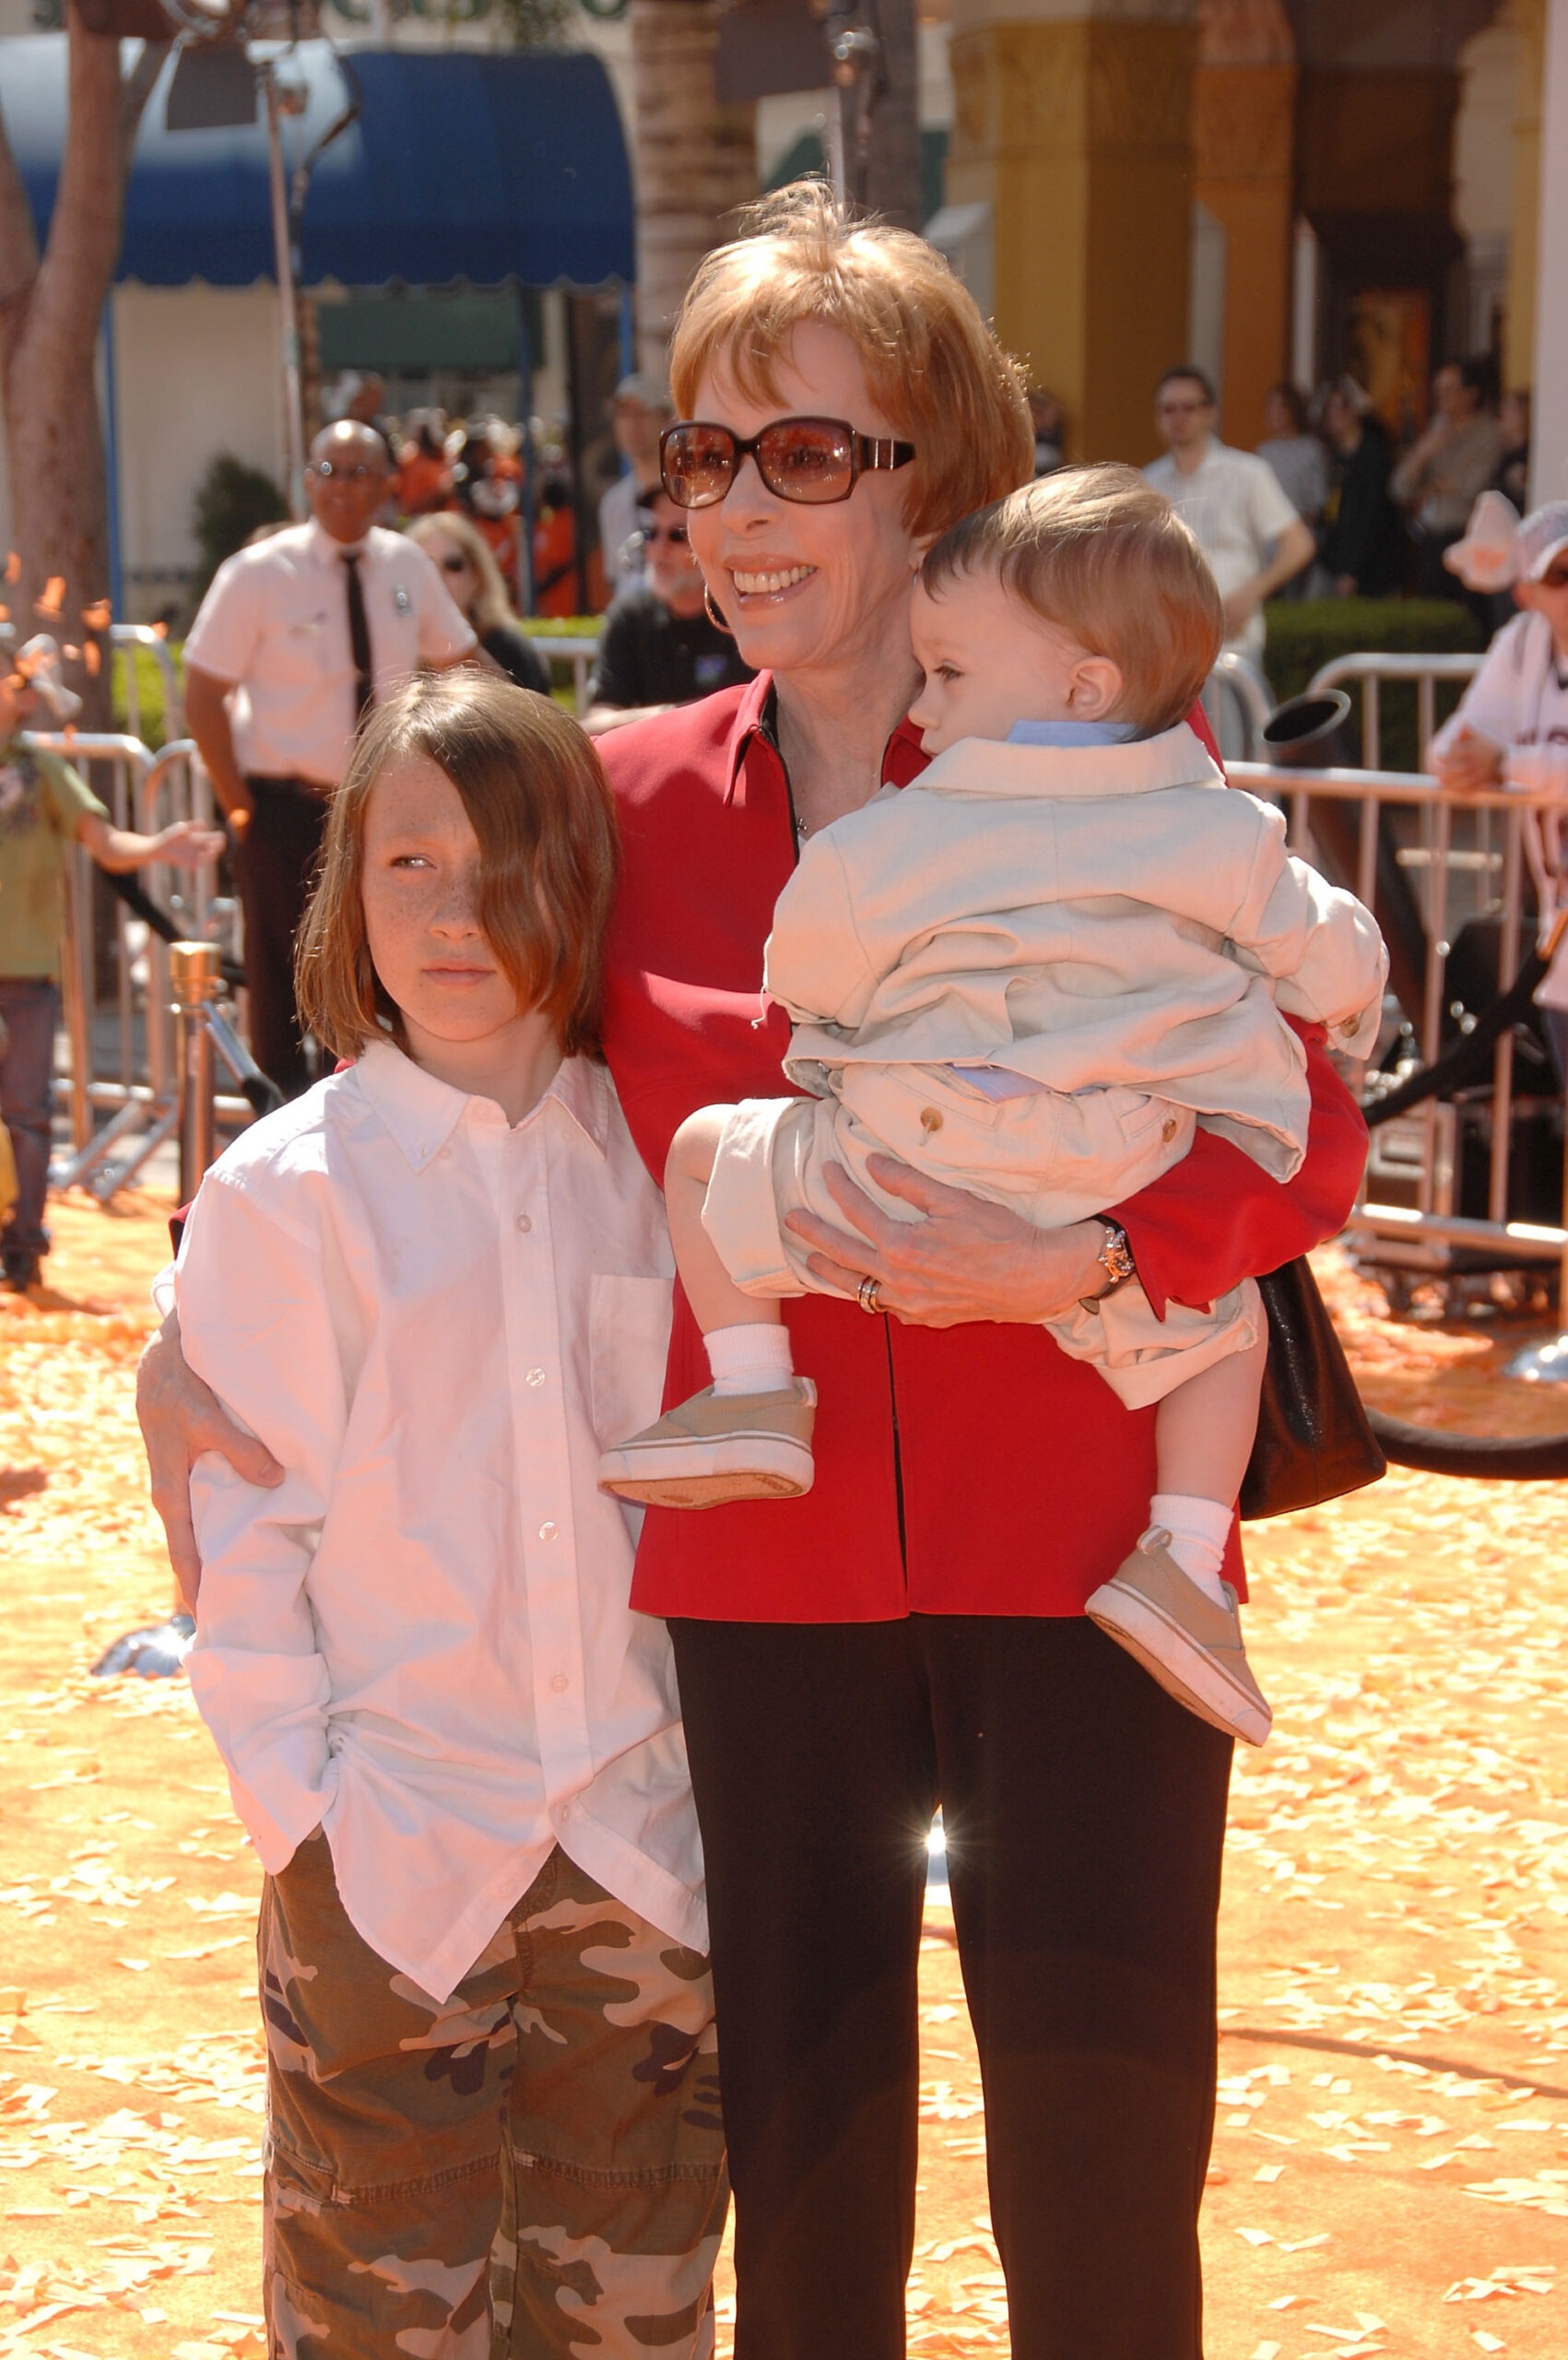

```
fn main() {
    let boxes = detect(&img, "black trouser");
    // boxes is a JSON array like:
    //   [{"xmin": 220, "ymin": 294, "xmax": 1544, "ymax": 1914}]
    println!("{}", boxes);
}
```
[
  {"xmin": 233, "ymin": 777, "xmax": 330, "ymax": 1098},
  {"xmin": 669, "ymin": 1613, "xmax": 1233, "ymax": 2360}
]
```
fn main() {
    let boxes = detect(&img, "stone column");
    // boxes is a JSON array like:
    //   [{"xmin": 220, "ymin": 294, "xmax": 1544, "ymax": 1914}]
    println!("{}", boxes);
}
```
[
  {"xmin": 1532, "ymin": 0, "xmax": 1568, "ymax": 499},
  {"xmin": 948, "ymin": 0, "xmax": 1200, "ymax": 465},
  {"xmin": 1191, "ymin": 0, "xmax": 1296, "ymax": 439}
]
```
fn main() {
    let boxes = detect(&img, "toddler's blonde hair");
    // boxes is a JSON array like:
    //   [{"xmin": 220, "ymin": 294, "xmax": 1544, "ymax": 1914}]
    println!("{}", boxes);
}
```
[{"xmin": 921, "ymin": 465, "xmax": 1224, "ymax": 735}]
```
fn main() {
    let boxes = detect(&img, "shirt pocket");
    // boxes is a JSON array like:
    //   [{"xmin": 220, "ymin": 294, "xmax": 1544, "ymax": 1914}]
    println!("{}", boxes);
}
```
[{"xmin": 588, "ymin": 1273, "xmax": 675, "ymax": 1448}]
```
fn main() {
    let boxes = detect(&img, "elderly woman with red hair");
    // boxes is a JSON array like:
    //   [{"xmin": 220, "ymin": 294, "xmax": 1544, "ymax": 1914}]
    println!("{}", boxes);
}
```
[{"xmin": 140, "ymin": 187, "xmax": 1366, "ymax": 2360}]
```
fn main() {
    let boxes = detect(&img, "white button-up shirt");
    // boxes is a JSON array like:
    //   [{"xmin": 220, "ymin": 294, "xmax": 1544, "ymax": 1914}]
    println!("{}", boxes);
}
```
[
  {"xmin": 1430, "ymin": 608, "xmax": 1568, "ymax": 1007},
  {"xmin": 176, "ymin": 1044, "xmax": 698, "ymax": 2004},
  {"xmin": 183, "ymin": 520, "xmax": 477, "ymax": 787},
  {"xmin": 1144, "ymin": 439, "xmax": 1301, "ymax": 657}
]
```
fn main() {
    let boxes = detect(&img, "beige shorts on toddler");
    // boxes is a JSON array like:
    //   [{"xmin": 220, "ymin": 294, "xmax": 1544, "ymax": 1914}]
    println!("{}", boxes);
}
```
[{"xmin": 701, "ymin": 1062, "xmax": 1262, "ymax": 1410}]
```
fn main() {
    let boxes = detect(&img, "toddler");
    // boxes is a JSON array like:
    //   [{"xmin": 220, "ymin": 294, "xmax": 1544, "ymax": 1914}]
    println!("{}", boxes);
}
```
[
  {"xmin": 174, "ymin": 675, "xmax": 724, "ymax": 2358},
  {"xmin": 599, "ymin": 467, "xmax": 1386, "ymax": 1748}
]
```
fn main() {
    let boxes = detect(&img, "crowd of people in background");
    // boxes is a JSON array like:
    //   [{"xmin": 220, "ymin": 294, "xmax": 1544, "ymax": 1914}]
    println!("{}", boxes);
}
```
[
  {"xmin": 1020, "ymin": 352, "xmax": 1534, "ymax": 626},
  {"xmin": 323, "ymin": 345, "xmax": 1534, "ymax": 676}
]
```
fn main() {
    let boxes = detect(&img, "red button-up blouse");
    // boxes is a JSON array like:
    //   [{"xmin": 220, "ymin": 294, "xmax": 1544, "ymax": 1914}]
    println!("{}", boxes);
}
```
[{"xmin": 601, "ymin": 675, "xmax": 1369, "ymax": 1625}]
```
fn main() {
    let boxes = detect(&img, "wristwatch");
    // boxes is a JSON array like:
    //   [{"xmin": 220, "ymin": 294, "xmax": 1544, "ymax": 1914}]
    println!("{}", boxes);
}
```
[{"xmin": 1081, "ymin": 1219, "xmax": 1137, "ymax": 1313}]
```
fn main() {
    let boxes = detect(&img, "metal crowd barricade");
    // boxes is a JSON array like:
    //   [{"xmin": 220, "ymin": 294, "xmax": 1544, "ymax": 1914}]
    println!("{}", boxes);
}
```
[
  {"xmin": 1228, "ymin": 756, "xmax": 1568, "ymax": 1310},
  {"xmin": 28, "ymin": 722, "xmax": 253, "ymax": 1204},
  {"xmin": 1305, "ymin": 649, "xmax": 1484, "ymax": 772},
  {"xmin": 1205, "ymin": 651, "xmax": 1275, "ymax": 759},
  {"xmin": 527, "ymin": 628, "xmax": 602, "ymax": 715}
]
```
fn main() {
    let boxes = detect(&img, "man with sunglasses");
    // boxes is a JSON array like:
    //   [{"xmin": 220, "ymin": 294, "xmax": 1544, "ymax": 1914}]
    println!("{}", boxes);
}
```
[
  {"xmin": 584, "ymin": 488, "xmax": 753, "ymax": 736},
  {"xmin": 184, "ymin": 420, "xmax": 477, "ymax": 1095}
]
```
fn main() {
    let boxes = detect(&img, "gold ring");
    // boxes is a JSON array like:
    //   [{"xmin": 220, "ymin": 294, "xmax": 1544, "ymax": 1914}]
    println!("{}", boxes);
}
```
[{"xmin": 857, "ymin": 1274, "xmax": 882, "ymax": 1316}]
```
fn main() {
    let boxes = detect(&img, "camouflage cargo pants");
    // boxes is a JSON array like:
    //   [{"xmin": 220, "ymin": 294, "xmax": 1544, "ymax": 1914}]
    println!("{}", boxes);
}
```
[{"xmin": 258, "ymin": 1833, "xmax": 727, "ymax": 2360}]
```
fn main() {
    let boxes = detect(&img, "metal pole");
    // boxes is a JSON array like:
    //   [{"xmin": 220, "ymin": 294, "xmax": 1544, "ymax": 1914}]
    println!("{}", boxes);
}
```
[
  {"xmin": 263, "ymin": 67, "xmax": 306, "ymax": 521},
  {"xmin": 171, "ymin": 940, "xmax": 222, "ymax": 1202}
]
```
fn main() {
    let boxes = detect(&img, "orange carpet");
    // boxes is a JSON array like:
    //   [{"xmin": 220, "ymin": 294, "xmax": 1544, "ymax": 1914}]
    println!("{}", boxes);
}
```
[{"xmin": 3, "ymin": 1195, "xmax": 1567, "ymax": 2357}]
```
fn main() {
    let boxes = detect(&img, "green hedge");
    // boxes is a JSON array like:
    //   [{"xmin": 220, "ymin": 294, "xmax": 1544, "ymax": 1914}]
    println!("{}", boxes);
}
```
[
  {"xmin": 1262, "ymin": 597, "xmax": 1486, "ymax": 774},
  {"xmin": 110, "ymin": 643, "xmax": 176, "ymax": 751}
]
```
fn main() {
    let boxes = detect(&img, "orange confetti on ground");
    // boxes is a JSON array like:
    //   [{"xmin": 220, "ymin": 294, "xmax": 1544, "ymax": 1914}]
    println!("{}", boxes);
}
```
[{"xmin": 4, "ymin": 1210, "xmax": 1568, "ymax": 2356}]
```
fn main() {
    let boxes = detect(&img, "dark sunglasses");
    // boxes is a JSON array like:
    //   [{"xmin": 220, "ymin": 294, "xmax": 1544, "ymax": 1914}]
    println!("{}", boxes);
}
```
[
  {"xmin": 639, "ymin": 523, "xmax": 690, "ymax": 548},
  {"xmin": 307, "ymin": 460, "xmax": 388, "ymax": 483},
  {"xmin": 660, "ymin": 416, "xmax": 915, "ymax": 510}
]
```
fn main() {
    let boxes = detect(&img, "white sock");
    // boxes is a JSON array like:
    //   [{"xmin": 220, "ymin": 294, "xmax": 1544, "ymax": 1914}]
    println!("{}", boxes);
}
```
[
  {"xmin": 706, "ymin": 1323, "xmax": 795, "ymax": 1398},
  {"xmin": 1149, "ymin": 1493, "xmax": 1234, "ymax": 1606}
]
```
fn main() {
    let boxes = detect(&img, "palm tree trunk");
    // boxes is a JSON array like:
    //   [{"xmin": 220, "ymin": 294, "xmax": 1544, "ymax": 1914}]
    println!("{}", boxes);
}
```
[
  {"xmin": 864, "ymin": 0, "xmax": 922, "ymax": 230},
  {"xmin": 629, "ymin": 0, "xmax": 757, "ymax": 375},
  {"xmin": 0, "ymin": 23, "xmax": 167, "ymax": 729}
]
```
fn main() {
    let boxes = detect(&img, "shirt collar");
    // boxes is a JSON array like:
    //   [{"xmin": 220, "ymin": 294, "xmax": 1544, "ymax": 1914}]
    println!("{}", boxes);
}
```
[
  {"xmin": 1007, "ymin": 718, "xmax": 1140, "ymax": 748},
  {"xmin": 918, "ymin": 719, "xmax": 1222, "ymax": 801},
  {"xmin": 353, "ymin": 1039, "xmax": 612, "ymax": 1170},
  {"xmin": 724, "ymin": 671, "xmax": 783, "ymax": 802},
  {"xmin": 304, "ymin": 517, "xmax": 371, "ymax": 565}
]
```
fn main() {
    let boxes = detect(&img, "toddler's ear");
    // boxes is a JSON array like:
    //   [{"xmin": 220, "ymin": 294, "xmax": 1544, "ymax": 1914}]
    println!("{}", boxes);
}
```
[{"xmin": 1068, "ymin": 654, "xmax": 1124, "ymax": 719}]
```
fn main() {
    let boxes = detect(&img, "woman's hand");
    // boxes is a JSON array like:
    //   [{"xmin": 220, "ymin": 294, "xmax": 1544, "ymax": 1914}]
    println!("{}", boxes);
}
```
[
  {"xmin": 784, "ymin": 1154, "xmax": 1106, "ymax": 1328},
  {"xmin": 136, "ymin": 1312, "xmax": 284, "ymax": 1611}
]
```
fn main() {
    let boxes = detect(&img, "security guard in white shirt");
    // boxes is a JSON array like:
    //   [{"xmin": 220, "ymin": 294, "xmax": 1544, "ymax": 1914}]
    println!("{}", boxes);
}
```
[{"xmin": 185, "ymin": 420, "xmax": 478, "ymax": 1093}]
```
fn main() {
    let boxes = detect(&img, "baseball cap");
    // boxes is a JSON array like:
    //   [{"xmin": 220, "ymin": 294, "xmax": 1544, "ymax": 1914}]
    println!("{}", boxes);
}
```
[{"xmin": 1517, "ymin": 502, "xmax": 1568, "ymax": 581}]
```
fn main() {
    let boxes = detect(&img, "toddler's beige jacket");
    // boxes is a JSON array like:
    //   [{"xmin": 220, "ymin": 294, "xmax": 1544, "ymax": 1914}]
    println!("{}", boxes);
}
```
[{"xmin": 766, "ymin": 722, "xmax": 1387, "ymax": 1181}]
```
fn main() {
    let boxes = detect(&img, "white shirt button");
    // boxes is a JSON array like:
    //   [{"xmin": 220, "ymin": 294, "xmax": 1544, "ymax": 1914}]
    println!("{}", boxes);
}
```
[
  {"xmin": 526, "ymin": 1366, "xmax": 546, "ymax": 1387},
  {"xmin": 538, "ymin": 1519, "xmax": 558, "ymax": 1542},
  {"xmin": 515, "ymin": 1213, "xmax": 532, "ymax": 1233},
  {"xmin": 549, "ymin": 1672, "xmax": 570, "ymax": 1693}
]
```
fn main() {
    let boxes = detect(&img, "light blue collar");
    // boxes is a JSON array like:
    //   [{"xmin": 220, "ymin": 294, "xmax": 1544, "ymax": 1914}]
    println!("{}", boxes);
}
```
[{"xmin": 1006, "ymin": 719, "xmax": 1141, "ymax": 747}]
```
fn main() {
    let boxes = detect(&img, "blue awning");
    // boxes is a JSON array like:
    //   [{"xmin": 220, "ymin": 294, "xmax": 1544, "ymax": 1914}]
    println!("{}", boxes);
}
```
[{"xmin": 0, "ymin": 35, "xmax": 632, "ymax": 290}]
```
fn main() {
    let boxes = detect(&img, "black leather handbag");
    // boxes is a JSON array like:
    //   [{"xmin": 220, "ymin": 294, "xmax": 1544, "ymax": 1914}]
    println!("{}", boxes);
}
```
[{"xmin": 1238, "ymin": 1257, "xmax": 1386, "ymax": 1521}]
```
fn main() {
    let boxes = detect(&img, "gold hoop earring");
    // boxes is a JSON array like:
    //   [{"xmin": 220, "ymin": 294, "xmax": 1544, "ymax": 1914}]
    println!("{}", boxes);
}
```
[{"xmin": 703, "ymin": 584, "xmax": 737, "ymax": 638}]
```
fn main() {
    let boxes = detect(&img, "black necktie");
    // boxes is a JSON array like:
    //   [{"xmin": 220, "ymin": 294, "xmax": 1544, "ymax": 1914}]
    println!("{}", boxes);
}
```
[{"xmin": 343, "ymin": 552, "xmax": 374, "ymax": 724}]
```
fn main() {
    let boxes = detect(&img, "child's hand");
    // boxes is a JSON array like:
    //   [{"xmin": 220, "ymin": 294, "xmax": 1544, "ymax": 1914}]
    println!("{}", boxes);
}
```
[{"xmin": 153, "ymin": 820, "xmax": 227, "ymax": 871}]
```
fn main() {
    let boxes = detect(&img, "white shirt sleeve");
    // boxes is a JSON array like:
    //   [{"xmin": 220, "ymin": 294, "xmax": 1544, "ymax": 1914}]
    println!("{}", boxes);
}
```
[
  {"xmin": 183, "ymin": 552, "xmax": 263, "ymax": 688},
  {"xmin": 175, "ymin": 1167, "xmax": 350, "ymax": 1871},
  {"xmin": 1225, "ymin": 802, "xmax": 1389, "ymax": 1053},
  {"xmin": 1244, "ymin": 454, "xmax": 1302, "ymax": 549},
  {"xmin": 1429, "ymin": 613, "xmax": 1538, "ymax": 760},
  {"xmin": 407, "ymin": 541, "xmax": 479, "ymax": 667}
]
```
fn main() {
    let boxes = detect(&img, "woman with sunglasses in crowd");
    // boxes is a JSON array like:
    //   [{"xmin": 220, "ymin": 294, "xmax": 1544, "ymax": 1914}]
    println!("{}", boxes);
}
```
[
  {"xmin": 140, "ymin": 184, "xmax": 1367, "ymax": 2360},
  {"xmin": 406, "ymin": 511, "xmax": 551, "ymax": 697},
  {"xmin": 584, "ymin": 486, "xmax": 754, "ymax": 736}
]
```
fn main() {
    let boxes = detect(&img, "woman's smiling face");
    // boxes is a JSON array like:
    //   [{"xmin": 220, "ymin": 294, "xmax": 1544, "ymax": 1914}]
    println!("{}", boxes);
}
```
[{"xmin": 683, "ymin": 319, "xmax": 925, "ymax": 684}]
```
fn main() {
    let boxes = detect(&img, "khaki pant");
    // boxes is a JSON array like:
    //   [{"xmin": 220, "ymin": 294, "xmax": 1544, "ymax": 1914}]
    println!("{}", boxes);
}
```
[
  {"xmin": 702, "ymin": 1074, "xmax": 1258, "ymax": 1409},
  {"xmin": 259, "ymin": 1834, "xmax": 727, "ymax": 2360}
]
